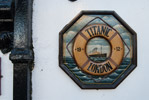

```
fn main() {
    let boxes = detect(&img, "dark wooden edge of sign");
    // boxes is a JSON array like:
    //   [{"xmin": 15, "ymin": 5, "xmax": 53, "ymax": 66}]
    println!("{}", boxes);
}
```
[{"xmin": 59, "ymin": 10, "xmax": 137, "ymax": 89}]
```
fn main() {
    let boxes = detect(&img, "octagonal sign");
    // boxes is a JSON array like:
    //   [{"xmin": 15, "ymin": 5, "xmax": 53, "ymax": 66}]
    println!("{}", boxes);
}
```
[{"xmin": 59, "ymin": 11, "xmax": 137, "ymax": 89}]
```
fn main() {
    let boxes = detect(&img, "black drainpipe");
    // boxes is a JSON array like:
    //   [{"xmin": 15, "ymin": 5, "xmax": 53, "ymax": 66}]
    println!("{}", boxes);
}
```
[
  {"xmin": 0, "ymin": 0, "xmax": 33, "ymax": 100},
  {"xmin": 10, "ymin": 0, "xmax": 34, "ymax": 100}
]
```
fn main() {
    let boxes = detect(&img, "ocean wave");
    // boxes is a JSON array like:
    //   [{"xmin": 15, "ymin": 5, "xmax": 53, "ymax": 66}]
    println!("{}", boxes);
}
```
[
  {"xmin": 74, "ymin": 71, "xmax": 86, "ymax": 76},
  {"xmin": 100, "ymin": 77, "xmax": 114, "ymax": 83},
  {"xmin": 79, "ymin": 76, "xmax": 92, "ymax": 81},
  {"xmin": 115, "ymin": 69, "xmax": 124, "ymax": 74},
  {"xmin": 71, "ymin": 67, "xmax": 80, "ymax": 72},
  {"xmin": 64, "ymin": 57, "xmax": 131, "ymax": 83},
  {"xmin": 67, "ymin": 64, "xmax": 77, "ymax": 68},
  {"xmin": 108, "ymin": 72, "xmax": 119, "ymax": 79},
  {"xmin": 118, "ymin": 65, "xmax": 127, "ymax": 69}
]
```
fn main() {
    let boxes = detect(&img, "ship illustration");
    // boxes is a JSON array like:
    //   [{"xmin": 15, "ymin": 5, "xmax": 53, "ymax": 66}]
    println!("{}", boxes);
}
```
[{"xmin": 89, "ymin": 45, "xmax": 107, "ymax": 58}]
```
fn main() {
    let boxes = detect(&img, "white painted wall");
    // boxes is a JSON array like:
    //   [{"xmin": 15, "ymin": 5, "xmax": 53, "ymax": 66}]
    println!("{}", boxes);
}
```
[
  {"xmin": 32, "ymin": 0, "xmax": 149, "ymax": 100},
  {"xmin": 0, "ymin": 53, "xmax": 13, "ymax": 100},
  {"xmin": 0, "ymin": 0, "xmax": 149, "ymax": 100}
]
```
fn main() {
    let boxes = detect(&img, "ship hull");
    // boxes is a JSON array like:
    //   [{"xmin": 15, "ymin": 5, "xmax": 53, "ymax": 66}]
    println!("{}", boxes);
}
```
[{"xmin": 89, "ymin": 54, "xmax": 107, "ymax": 57}]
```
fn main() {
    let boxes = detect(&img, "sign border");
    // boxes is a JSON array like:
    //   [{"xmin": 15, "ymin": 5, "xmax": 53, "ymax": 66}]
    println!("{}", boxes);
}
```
[{"xmin": 59, "ymin": 10, "xmax": 137, "ymax": 89}]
